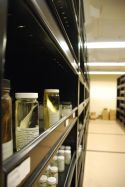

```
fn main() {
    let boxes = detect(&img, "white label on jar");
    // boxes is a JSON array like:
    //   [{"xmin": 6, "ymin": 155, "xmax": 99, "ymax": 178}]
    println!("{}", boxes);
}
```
[
  {"xmin": 16, "ymin": 127, "xmax": 39, "ymax": 150},
  {"xmin": 65, "ymin": 119, "xmax": 69, "ymax": 127},
  {"xmin": 73, "ymin": 112, "xmax": 75, "ymax": 118},
  {"xmin": 2, "ymin": 140, "xmax": 13, "ymax": 160},
  {"xmin": 7, "ymin": 157, "xmax": 30, "ymax": 187}
]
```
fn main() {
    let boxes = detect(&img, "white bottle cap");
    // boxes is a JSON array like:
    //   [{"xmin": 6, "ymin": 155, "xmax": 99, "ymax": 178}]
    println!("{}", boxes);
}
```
[
  {"xmin": 60, "ymin": 145, "xmax": 65, "ymax": 150},
  {"xmin": 47, "ymin": 177, "xmax": 56, "ymax": 185},
  {"xmin": 44, "ymin": 89, "xmax": 59, "ymax": 93},
  {"xmin": 65, "ymin": 146, "xmax": 71, "ymax": 150},
  {"xmin": 39, "ymin": 175, "xmax": 47, "ymax": 183},
  {"xmin": 65, "ymin": 150, "xmax": 71, "ymax": 153},
  {"xmin": 50, "ymin": 166, "xmax": 58, "ymax": 173},
  {"xmin": 57, "ymin": 155, "xmax": 64, "ymax": 160},
  {"xmin": 15, "ymin": 93, "xmax": 38, "ymax": 99},
  {"xmin": 58, "ymin": 150, "xmax": 64, "ymax": 155}
]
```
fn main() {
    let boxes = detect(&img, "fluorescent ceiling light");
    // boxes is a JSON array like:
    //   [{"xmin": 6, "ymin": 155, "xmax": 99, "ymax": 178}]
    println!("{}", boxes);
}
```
[
  {"xmin": 88, "ymin": 71, "xmax": 125, "ymax": 75},
  {"xmin": 85, "ymin": 42, "xmax": 125, "ymax": 49},
  {"xmin": 87, "ymin": 62, "xmax": 125, "ymax": 66}
]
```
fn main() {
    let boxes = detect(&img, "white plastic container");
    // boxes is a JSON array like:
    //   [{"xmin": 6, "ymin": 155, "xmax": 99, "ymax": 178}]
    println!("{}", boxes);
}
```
[
  {"xmin": 64, "ymin": 150, "xmax": 71, "ymax": 165},
  {"xmin": 57, "ymin": 155, "xmax": 65, "ymax": 172},
  {"xmin": 38, "ymin": 175, "xmax": 47, "ymax": 187},
  {"xmin": 15, "ymin": 93, "xmax": 39, "ymax": 150},
  {"xmin": 60, "ymin": 145, "xmax": 65, "ymax": 150},
  {"xmin": 44, "ymin": 165, "xmax": 51, "ymax": 176},
  {"xmin": 47, "ymin": 177, "xmax": 57, "ymax": 187},
  {"xmin": 58, "ymin": 149, "xmax": 65, "ymax": 156},
  {"xmin": 65, "ymin": 146, "xmax": 71, "ymax": 150},
  {"xmin": 51, "ymin": 155, "xmax": 58, "ymax": 167},
  {"xmin": 49, "ymin": 166, "xmax": 58, "ymax": 184}
]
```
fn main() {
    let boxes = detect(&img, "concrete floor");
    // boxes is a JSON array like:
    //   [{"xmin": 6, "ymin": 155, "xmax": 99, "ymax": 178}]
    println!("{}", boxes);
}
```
[{"xmin": 83, "ymin": 120, "xmax": 125, "ymax": 187}]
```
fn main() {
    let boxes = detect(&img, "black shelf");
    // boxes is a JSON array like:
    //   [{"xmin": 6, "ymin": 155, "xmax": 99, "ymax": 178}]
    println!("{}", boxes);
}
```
[
  {"xmin": 3, "ymin": 110, "xmax": 77, "ymax": 186},
  {"xmin": 58, "ymin": 152, "xmax": 76, "ymax": 187}
]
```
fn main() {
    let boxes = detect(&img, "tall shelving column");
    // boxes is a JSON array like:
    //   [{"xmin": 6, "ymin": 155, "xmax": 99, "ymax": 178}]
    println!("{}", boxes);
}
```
[{"xmin": 117, "ymin": 75, "xmax": 125, "ymax": 125}]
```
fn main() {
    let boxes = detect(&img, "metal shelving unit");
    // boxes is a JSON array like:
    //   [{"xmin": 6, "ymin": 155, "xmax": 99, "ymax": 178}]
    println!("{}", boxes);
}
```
[
  {"xmin": 0, "ymin": 0, "xmax": 89, "ymax": 186},
  {"xmin": 117, "ymin": 75, "xmax": 125, "ymax": 126}
]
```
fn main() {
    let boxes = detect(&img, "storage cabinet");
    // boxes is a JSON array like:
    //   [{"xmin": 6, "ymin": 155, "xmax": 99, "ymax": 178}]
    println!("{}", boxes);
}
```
[
  {"xmin": 0, "ymin": 0, "xmax": 89, "ymax": 186},
  {"xmin": 117, "ymin": 75, "xmax": 125, "ymax": 125}
]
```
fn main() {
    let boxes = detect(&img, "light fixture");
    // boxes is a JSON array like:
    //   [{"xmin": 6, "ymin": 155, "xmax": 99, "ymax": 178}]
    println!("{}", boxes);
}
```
[
  {"xmin": 87, "ymin": 62, "xmax": 125, "ymax": 66},
  {"xmin": 88, "ymin": 71, "xmax": 125, "ymax": 75},
  {"xmin": 85, "ymin": 41, "xmax": 125, "ymax": 49}
]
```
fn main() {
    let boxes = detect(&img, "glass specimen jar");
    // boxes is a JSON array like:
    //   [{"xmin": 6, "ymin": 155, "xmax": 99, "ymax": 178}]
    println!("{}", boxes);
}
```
[
  {"xmin": 61, "ymin": 102, "xmax": 72, "ymax": 117},
  {"xmin": 43, "ymin": 89, "xmax": 60, "ymax": 129},
  {"xmin": 15, "ymin": 93, "xmax": 39, "ymax": 150},
  {"xmin": 1, "ymin": 79, "xmax": 13, "ymax": 160}
]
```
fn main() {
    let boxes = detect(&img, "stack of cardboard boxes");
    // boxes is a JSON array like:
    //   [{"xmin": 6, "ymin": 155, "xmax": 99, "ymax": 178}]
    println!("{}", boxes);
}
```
[
  {"xmin": 102, "ymin": 108, "xmax": 116, "ymax": 120},
  {"xmin": 109, "ymin": 109, "xmax": 116, "ymax": 120},
  {"xmin": 90, "ymin": 109, "xmax": 116, "ymax": 120}
]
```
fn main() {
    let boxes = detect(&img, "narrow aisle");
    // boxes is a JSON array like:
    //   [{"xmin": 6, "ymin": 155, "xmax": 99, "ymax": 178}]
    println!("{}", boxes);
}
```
[{"xmin": 83, "ymin": 120, "xmax": 125, "ymax": 187}]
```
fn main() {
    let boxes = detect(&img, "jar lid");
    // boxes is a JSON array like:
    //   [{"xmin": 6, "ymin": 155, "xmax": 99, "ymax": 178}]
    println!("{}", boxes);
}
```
[
  {"xmin": 15, "ymin": 93, "xmax": 38, "ymax": 99},
  {"xmin": 39, "ymin": 175, "xmax": 47, "ymax": 183},
  {"xmin": 61, "ymin": 102, "xmax": 72, "ymax": 105},
  {"xmin": 64, "ymin": 150, "xmax": 71, "ymax": 153},
  {"xmin": 65, "ymin": 146, "xmax": 71, "ymax": 150},
  {"xmin": 2, "ymin": 79, "xmax": 10, "ymax": 89},
  {"xmin": 47, "ymin": 177, "xmax": 56, "ymax": 185},
  {"xmin": 44, "ymin": 89, "xmax": 59, "ymax": 93},
  {"xmin": 50, "ymin": 166, "xmax": 58, "ymax": 173},
  {"xmin": 58, "ymin": 150, "xmax": 64, "ymax": 154},
  {"xmin": 60, "ymin": 145, "xmax": 65, "ymax": 150}
]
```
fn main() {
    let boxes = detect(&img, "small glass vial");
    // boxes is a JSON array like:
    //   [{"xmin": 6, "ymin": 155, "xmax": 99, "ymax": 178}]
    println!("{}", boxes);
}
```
[
  {"xmin": 49, "ymin": 166, "xmax": 58, "ymax": 184},
  {"xmin": 65, "ymin": 146, "xmax": 71, "ymax": 150},
  {"xmin": 38, "ymin": 175, "xmax": 47, "ymax": 187},
  {"xmin": 57, "ymin": 155, "xmax": 65, "ymax": 172},
  {"xmin": 15, "ymin": 93, "xmax": 39, "ymax": 150},
  {"xmin": 1, "ymin": 79, "xmax": 13, "ymax": 160},
  {"xmin": 43, "ymin": 89, "xmax": 60, "ymax": 129},
  {"xmin": 64, "ymin": 150, "xmax": 71, "ymax": 165},
  {"xmin": 47, "ymin": 177, "xmax": 57, "ymax": 187},
  {"xmin": 58, "ymin": 149, "xmax": 65, "ymax": 156},
  {"xmin": 60, "ymin": 145, "xmax": 65, "ymax": 150},
  {"xmin": 44, "ymin": 165, "xmax": 51, "ymax": 176},
  {"xmin": 51, "ymin": 155, "xmax": 58, "ymax": 167},
  {"xmin": 61, "ymin": 102, "xmax": 72, "ymax": 117}
]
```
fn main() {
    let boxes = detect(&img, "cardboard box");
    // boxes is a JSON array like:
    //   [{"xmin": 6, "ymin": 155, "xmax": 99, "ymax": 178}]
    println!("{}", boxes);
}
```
[
  {"xmin": 102, "ymin": 108, "xmax": 109, "ymax": 120},
  {"xmin": 109, "ymin": 110, "xmax": 116, "ymax": 120},
  {"xmin": 90, "ymin": 112, "xmax": 96, "ymax": 120}
]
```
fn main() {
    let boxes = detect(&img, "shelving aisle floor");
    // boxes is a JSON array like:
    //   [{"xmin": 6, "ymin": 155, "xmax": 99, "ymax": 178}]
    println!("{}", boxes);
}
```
[{"xmin": 83, "ymin": 119, "xmax": 125, "ymax": 187}]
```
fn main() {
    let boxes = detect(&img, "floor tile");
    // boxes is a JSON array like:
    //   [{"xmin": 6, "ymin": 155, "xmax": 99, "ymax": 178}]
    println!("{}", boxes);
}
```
[
  {"xmin": 87, "ymin": 133, "xmax": 125, "ymax": 153},
  {"xmin": 83, "ymin": 151, "xmax": 125, "ymax": 187}
]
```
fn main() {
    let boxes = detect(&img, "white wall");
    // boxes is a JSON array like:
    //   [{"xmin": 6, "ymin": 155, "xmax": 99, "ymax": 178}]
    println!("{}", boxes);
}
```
[{"xmin": 90, "ymin": 75, "xmax": 118, "ymax": 117}]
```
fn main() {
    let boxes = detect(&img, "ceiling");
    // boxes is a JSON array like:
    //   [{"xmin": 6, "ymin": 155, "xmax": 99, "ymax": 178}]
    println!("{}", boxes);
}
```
[{"xmin": 84, "ymin": 0, "xmax": 125, "ymax": 74}]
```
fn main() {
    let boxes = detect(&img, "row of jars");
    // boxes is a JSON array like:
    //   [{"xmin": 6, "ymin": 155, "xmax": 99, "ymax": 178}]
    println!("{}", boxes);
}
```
[
  {"xmin": 38, "ymin": 145, "xmax": 72, "ymax": 187},
  {"xmin": 1, "ymin": 79, "xmax": 72, "ymax": 160},
  {"xmin": 16, "ymin": 90, "xmax": 72, "ymax": 151}
]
